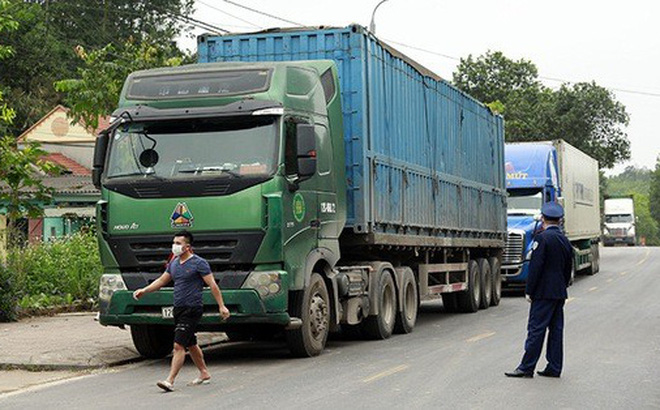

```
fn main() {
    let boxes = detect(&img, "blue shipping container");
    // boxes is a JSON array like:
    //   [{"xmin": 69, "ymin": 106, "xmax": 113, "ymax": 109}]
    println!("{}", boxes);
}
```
[{"xmin": 198, "ymin": 25, "xmax": 506, "ymax": 245}]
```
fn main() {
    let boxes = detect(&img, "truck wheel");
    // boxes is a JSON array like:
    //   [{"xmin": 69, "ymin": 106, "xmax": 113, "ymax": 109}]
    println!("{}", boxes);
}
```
[
  {"xmin": 588, "ymin": 243, "xmax": 599, "ymax": 275},
  {"xmin": 478, "ymin": 258, "xmax": 492, "ymax": 309},
  {"xmin": 363, "ymin": 270, "xmax": 397, "ymax": 340},
  {"xmin": 130, "ymin": 324, "xmax": 174, "ymax": 359},
  {"xmin": 488, "ymin": 256, "xmax": 502, "ymax": 306},
  {"xmin": 442, "ymin": 293, "xmax": 458, "ymax": 313},
  {"xmin": 394, "ymin": 270, "xmax": 418, "ymax": 334},
  {"xmin": 456, "ymin": 260, "xmax": 480, "ymax": 313},
  {"xmin": 286, "ymin": 272, "xmax": 330, "ymax": 357}
]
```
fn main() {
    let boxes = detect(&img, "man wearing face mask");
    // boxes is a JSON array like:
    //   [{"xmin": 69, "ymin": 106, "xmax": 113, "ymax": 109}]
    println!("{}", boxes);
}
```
[{"xmin": 133, "ymin": 230, "xmax": 230, "ymax": 392}]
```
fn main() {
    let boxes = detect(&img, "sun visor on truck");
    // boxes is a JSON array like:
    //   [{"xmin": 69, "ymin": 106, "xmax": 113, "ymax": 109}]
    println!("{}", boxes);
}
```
[
  {"xmin": 505, "ymin": 143, "xmax": 559, "ymax": 189},
  {"xmin": 110, "ymin": 100, "xmax": 283, "ymax": 123}
]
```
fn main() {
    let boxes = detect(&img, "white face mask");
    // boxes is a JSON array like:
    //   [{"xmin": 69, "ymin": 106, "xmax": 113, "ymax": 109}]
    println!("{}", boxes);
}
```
[{"xmin": 171, "ymin": 244, "xmax": 185, "ymax": 256}]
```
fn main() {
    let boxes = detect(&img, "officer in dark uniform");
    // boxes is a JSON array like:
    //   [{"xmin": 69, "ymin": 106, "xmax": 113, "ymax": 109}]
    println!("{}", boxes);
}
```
[{"xmin": 505, "ymin": 202, "xmax": 573, "ymax": 378}]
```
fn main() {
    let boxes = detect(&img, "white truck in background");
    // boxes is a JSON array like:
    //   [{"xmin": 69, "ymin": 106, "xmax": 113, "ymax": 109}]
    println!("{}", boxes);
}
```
[{"xmin": 603, "ymin": 198, "xmax": 636, "ymax": 246}]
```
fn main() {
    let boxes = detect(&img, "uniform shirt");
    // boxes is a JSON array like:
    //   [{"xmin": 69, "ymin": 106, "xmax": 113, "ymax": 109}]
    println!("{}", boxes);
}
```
[
  {"xmin": 166, "ymin": 254, "xmax": 212, "ymax": 307},
  {"xmin": 525, "ymin": 225, "xmax": 573, "ymax": 300}
]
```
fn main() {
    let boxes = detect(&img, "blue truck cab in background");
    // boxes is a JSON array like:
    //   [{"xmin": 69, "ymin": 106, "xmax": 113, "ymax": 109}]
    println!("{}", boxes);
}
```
[{"xmin": 502, "ymin": 140, "xmax": 602, "ymax": 285}]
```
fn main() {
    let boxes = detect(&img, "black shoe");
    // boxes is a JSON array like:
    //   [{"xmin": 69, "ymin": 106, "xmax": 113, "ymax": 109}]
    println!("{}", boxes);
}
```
[
  {"xmin": 537, "ymin": 369, "xmax": 560, "ymax": 378},
  {"xmin": 504, "ymin": 369, "xmax": 533, "ymax": 378}
]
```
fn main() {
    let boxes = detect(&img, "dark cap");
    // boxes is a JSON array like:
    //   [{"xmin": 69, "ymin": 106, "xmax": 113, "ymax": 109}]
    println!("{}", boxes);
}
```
[{"xmin": 541, "ymin": 202, "xmax": 564, "ymax": 219}]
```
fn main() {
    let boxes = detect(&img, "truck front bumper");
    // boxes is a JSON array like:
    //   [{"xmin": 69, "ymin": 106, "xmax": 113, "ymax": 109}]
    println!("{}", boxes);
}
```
[
  {"xmin": 501, "ymin": 261, "xmax": 529, "ymax": 286},
  {"xmin": 99, "ymin": 288, "xmax": 290, "ymax": 327}
]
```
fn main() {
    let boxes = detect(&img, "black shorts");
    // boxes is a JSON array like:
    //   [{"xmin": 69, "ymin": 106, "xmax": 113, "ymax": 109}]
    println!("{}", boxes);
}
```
[{"xmin": 173, "ymin": 306, "xmax": 203, "ymax": 348}]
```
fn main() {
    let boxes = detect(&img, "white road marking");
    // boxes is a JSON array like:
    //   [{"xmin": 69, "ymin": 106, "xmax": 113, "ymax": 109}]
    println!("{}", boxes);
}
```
[
  {"xmin": 606, "ymin": 278, "xmax": 613, "ymax": 283},
  {"xmin": 588, "ymin": 287, "xmax": 598, "ymax": 292},
  {"xmin": 636, "ymin": 248, "xmax": 651, "ymax": 266},
  {"xmin": 566, "ymin": 297, "xmax": 576, "ymax": 304},
  {"xmin": 466, "ymin": 332, "xmax": 496, "ymax": 343},
  {"xmin": 363, "ymin": 364, "xmax": 409, "ymax": 383},
  {"xmin": 620, "ymin": 271, "xmax": 628, "ymax": 276}
]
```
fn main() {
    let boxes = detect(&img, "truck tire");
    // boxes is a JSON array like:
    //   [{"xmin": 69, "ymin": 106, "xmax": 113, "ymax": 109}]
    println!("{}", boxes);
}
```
[
  {"xmin": 130, "ymin": 324, "xmax": 174, "ymax": 359},
  {"xmin": 442, "ymin": 293, "xmax": 458, "ymax": 313},
  {"xmin": 394, "ymin": 269, "xmax": 418, "ymax": 334},
  {"xmin": 478, "ymin": 258, "xmax": 492, "ymax": 309},
  {"xmin": 456, "ymin": 260, "xmax": 480, "ymax": 313},
  {"xmin": 488, "ymin": 256, "xmax": 502, "ymax": 306},
  {"xmin": 363, "ymin": 269, "xmax": 397, "ymax": 340},
  {"xmin": 286, "ymin": 272, "xmax": 330, "ymax": 357}
]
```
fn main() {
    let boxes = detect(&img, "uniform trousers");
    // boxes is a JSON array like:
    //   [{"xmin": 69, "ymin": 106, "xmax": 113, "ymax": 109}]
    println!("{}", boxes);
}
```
[{"xmin": 518, "ymin": 299, "xmax": 565, "ymax": 374}]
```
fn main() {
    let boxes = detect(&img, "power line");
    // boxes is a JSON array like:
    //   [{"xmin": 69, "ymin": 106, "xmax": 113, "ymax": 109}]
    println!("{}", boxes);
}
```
[
  {"xmin": 382, "ymin": 39, "xmax": 660, "ymax": 98},
  {"xmin": 220, "ymin": 0, "xmax": 304, "ymax": 27},
  {"xmin": 381, "ymin": 38, "xmax": 460, "ymax": 62},
  {"xmin": 197, "ymin": 0, "xmax": 262, "ymax": 29},
  {"xmin": 190, "ymin": 1, "xmax": 660, "ymax": 99}
]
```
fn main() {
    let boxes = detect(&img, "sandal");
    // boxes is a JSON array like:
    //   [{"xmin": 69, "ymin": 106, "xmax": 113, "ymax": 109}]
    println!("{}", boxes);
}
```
[
  {"xmin": 187, "ymin": 377, "xmax": 211, "ymax": 386},
  {"xmin": 156, "ymin": 380, "xmax": 174, "ymax": 392}
]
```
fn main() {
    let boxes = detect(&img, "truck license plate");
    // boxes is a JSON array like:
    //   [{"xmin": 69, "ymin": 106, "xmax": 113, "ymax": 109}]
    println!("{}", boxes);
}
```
[{"xmin": 162, "ymin": 306, "xmax": 174, "ymax": 319}]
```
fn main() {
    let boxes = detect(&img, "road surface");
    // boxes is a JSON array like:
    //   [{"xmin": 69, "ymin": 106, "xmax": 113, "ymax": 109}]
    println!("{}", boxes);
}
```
[{"xmin": 1, "ymin": 246, "xmax": 659, "ymax": 409}]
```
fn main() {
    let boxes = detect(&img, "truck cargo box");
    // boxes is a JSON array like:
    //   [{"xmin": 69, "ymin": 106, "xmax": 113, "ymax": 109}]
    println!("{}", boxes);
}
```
[
  {"xmin": 198, "ymin": 25, "xmax": 506, "ymax": 247},
  {"xmin": 555, "ymin": 140, "xmax": 601, "ymax": 240}
]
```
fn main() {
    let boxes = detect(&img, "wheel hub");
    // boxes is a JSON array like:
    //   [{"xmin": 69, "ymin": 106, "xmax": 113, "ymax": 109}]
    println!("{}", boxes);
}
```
[{"xmin": 308, "ymin": 293, "xmax": 328, "ymax": 339}]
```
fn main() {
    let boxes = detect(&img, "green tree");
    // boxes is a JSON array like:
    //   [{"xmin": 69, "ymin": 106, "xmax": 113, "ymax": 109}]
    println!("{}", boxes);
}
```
[
  {"xmin": 545, "ymin": 82, "xmax": 630, "ymax": 168},
  {"xmin": 0, "ymin": 0, "xmax": 195, "ymax": 135},
  {"xmin": 649, "ymin": 157, "xmax": 660, "ymax": 229},
  {"xmin": 55, "ymin": 37, "xmax": 189, "ymax": 130},
  {"xmin": 453, "ymin": 51, "xmax": 553, "ymax": 141},
  {"xmin": 452, "ymin": 51, "xmax": 630, "ymax": 169},
  {"xmin": 0, "ymin": 1, "xmax": 61, "ymax": 244}
]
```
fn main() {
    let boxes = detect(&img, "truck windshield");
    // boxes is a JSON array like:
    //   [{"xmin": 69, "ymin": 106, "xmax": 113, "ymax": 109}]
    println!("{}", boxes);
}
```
[
  {"xmin": 507, "ymin": 191, "xmax": 542, "ymax": 216},
  {"xmin": 106, "ymin": 116, "xmax": 279, "ymax": 180},
  {"xmin": 605, "ymin": 214, "xmax": 633, "ymax": 223}
]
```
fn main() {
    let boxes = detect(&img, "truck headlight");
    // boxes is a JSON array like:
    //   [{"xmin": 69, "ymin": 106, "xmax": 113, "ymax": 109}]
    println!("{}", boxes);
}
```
[
  {"xmin": 241, "ymin": 271, "xmax": 283, "ymax": 298},
  {"xmin": 99, "ymin": 274, "xmax": 127, "ymax": 303}
]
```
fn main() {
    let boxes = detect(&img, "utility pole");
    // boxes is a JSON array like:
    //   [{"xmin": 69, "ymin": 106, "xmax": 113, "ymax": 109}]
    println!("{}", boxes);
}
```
[{"xmin": 369, "ymin": 0, "xmax": 390, "ymax": 35}]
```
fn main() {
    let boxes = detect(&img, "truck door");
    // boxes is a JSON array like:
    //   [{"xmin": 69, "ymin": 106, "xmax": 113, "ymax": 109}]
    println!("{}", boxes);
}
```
[
  {"xmin": 315, "ymin": 122, "xmax": 340, "ymax": 240},
  {"xmin": 282, "ymin": 117, "xmax": 319, "ymax": 253}
]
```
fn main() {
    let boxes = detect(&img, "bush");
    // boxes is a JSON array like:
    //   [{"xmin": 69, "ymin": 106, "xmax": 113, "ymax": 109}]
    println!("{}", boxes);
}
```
[
  {"xmin": 6, "ymin": 230, "xmax": 103, "ymax": 313},
  {"xmin": 0, "ymin": 264, "xmax": 21, "ymax": 322}
]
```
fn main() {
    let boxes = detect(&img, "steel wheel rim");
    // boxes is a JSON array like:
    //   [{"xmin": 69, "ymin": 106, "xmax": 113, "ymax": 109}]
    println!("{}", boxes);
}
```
[
  {"xmin": 382, "ymin": 281, "xmax": 395, "ymax": 326},
  {"xmin": 404, "ymin": 282, "xmax": 416, "ymax": 320},
  {"xmin": 308, "ymin": 292, "xmax": 328, "ymax": 341}
]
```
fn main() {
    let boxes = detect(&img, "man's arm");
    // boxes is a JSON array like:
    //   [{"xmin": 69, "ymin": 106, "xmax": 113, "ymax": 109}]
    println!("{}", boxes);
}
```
[
  {"xmin": 133, "ymin": 272, "xmax": 172, "ymax": 300},
  {"xmin": 202, "ymin": 274, "xmax": 230, "ymax": 320},
  {"xmin": 525, "ymin": 235, "xmax": 546, "ymax": 299}
]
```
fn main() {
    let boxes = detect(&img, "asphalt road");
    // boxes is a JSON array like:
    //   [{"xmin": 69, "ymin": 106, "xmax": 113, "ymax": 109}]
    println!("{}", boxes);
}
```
[{"xmin": 2, "ymin": 247, "xmax": 659, "ymax": 409}]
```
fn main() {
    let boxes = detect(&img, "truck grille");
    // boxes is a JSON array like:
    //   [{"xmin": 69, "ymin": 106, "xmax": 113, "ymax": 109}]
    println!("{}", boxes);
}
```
[
  {"xmin": 107, "ymin": 232, "xmax": 265, "ymax": 273},
  {"xmin": 503, "ymin": 231, "xmax": 524, "ymax": 265},
  {"xmin": 610, "ymin": 228, "xmax": 627, "ymax": 237}
]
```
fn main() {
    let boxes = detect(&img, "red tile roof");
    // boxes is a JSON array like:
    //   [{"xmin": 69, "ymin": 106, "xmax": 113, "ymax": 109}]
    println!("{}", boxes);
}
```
[{"xmin": 42, "ymin": 153, "xmax": 91, "ymax": 176}]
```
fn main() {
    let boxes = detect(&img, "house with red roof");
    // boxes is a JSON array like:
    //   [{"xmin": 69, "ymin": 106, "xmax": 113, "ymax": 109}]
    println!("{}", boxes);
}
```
[{"xmin": 0, "ymin": 106, "xmax": 105, "ymax": 246}]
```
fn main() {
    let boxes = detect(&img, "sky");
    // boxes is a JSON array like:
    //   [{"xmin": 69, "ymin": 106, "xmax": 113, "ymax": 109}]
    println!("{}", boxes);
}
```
[{"xmin": 179, "ymin": 0, "xmax": 660, "ymax": 175}]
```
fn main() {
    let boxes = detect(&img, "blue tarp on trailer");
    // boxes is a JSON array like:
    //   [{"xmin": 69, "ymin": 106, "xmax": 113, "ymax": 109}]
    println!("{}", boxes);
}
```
[{"xmin": 198, "ymin": 25, "xmax": 506, "ymax": 244}]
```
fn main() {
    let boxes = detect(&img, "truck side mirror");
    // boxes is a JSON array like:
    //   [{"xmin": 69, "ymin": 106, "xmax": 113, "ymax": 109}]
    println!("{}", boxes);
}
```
[
  {"xmin": 296, "ymin": 123, "xmax": 316, "ymax": 179},
  {"xmin": 92, "ymin": 131, "xmax": 110, "ymax": 189}
]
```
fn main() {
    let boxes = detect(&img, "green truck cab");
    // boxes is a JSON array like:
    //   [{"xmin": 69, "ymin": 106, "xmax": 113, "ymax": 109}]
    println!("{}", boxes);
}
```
[{"xmin": 96, "ymin": 61, "xmax": 347, "ymax": 357}]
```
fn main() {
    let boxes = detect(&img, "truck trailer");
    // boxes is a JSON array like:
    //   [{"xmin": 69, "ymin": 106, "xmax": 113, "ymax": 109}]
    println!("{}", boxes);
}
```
[
  {"xmin": 95, "ymin": 25, "xmax": 506, "ymax": 358},
  {"xmin": 502, "ymin": 140, "xmax": 601, "ymax": 286},
  {"xmin": 603, "ymin": 197, "xmax": 636, "ymax": 246}
]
